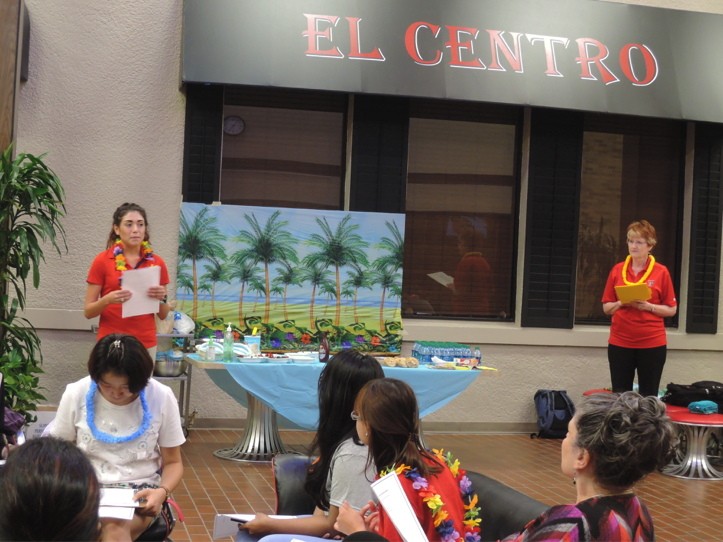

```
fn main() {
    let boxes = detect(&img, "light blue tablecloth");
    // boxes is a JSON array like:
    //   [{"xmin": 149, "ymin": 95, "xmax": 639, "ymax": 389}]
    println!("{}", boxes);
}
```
[{"xmin": 189, "ymin": 355, "xmax": 481, "ymax": 430}]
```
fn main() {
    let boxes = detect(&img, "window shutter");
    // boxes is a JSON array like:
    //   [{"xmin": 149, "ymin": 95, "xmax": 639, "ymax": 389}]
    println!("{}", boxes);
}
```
[
  {"xmin": 522, "ymin": 109, "xmax": 584, "ymax": 328},
  {"xmin": 686, "ymin": 123, "xmax": 723, "ymax": 334},
  {"xmin": 182, "ymin": 84, "xmax": 223, "ymax": 203},
  {"xmin": 349, "ymin": 95, "xmax": 409, "ymax": 213}
]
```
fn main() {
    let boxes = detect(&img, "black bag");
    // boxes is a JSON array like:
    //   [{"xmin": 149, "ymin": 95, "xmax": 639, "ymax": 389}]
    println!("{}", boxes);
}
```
[
  {"xmin": 661, "ymin": 381, "xmax": 723, "ymax": 409},
  {"xmin": 531, "ymin": 389, "xmax": 575, "ymax": 439}
]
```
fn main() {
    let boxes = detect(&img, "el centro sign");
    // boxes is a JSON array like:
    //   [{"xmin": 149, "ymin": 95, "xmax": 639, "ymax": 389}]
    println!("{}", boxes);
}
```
[{"xmin": 183, "ymin": 0, "xmax": 723, "ymax": 123}]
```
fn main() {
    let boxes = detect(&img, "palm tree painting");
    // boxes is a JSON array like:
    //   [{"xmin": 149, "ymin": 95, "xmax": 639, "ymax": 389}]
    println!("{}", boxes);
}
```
[
  {"xmin": 304, "ymin": 215, "xmax": 369, "ymax": 326},
  {"xmin": 177, "ymin": 203, "xmax": 405, "ymax": 353},
  {"xmin": 300, "ymin": 263, "xmax": 331, "ymax": 330},
  {"xmin": 372, "ymin": 263, "xmax": 402, "ymax": 333},
  {"xmin": 200, "ymin": 261, "xmax": 229, "ymax": 319},
  {"xmin": 179, "ymin": 207, "xmax": 226, "ymax": 321},
  {"xmin": 249, "ymin": 277, "xmax": 266, "ymax": 313},
  {"xmin": 228, "ymin": 259, "xmax": 261, "ymax": 323},
  {"xmin": 233, "ymin": 210, "xmax": 298, "ymax": 324},
  {"xmin": 343, "ymin": 266, "xmax": 373, "ymax": 323},
  {"xmin": 374, "ymin": 220, "xmax": 404, "ymax": 271},
  {"xmin": 273, "ymin": 263, "xmax": 302, "ymax": 321}
]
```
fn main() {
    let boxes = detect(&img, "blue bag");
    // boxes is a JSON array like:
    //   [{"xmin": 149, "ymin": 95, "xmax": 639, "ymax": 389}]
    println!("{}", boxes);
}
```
[
  {"xmin": 688, "ymin": 400, "xmax": 718, "ymax": 414},
  {"xmin": 532, "ymin": 389, "xmax": 576, "ymax": 439}
]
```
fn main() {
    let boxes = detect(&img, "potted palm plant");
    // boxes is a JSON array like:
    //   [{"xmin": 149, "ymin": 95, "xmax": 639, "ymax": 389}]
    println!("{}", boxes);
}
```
[{"xmin": 0, "ymin": 145, "xmax": 66, "ymax": 422}]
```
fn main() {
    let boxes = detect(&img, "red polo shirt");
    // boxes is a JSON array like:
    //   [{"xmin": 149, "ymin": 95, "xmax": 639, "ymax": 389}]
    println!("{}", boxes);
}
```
[
  {"xmin": 88, "ymin": 248, "xmax": 170, "ymax": 348},
  {"xmin": 602, "ymin": 259, "xmax": 676, "ymax": 349}
]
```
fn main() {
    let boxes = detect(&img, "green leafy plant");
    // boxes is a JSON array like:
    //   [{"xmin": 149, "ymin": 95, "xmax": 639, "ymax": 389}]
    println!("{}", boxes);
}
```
[{"xmin": 0, "ymin": 146, "xmax": 67, "ymax": 422}]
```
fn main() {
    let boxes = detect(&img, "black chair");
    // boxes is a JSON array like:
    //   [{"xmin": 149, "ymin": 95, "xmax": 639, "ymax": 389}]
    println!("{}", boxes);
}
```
[
  {"xmin": 271, "ymin": 453, "xmax": 548, "ymax": 541},
  {"xmin": 135, "ymin": 500, "xmax": 177, "ymax": 541}
]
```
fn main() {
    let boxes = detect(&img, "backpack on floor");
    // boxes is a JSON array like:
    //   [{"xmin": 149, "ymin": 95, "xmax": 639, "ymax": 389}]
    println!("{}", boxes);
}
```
[{"xmin": 531, "ymin": 390, "xmax": 576, "ymax": 439}]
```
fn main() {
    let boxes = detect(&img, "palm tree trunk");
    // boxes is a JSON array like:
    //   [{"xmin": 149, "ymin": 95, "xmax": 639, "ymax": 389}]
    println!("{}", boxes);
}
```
[
  {"xmin": 353, "ymin": 286, "xmax": 359, "ymax": 324},
  {"xmin": 180, "ymin": 292, "xmax": 186, "ymax": 311},
  {"xmin": 394, "ymin": 299, "xmax": 399, "ymax": 318},
  {"xmin": 379, "ymin": 287, "xmax": 386, "ymax": 333},
  {"xmin": 253, "ymin": 293, "xmax": 258, "ymax": 312},
  {"xmin": 192, "ymin": 260, "xmax": 199, "ymax": 321},
  {"xmin": 211, "ymin": 281, "xmax": 217, "ymax": 319},
  {"xmin": 334, "ymin": 266, "xmax": 341, "ymax": 326},
  {"xmin": 309, "ymin": 283, "xmax": 317, "ymax": 330},
  {"xmin": 283, "ymin": 284, "xmax": 289, "ymax": 320},
  {"xmin": 264, "ymin": 262, "xmax": 271, "ymax": 324},
  {"xmin": 238, "ymin": 282, "xmax": 246, "ymax": 324},
  {"xmin": 324, "ymin": 294, "xmax": 329, "ymax": 316}
]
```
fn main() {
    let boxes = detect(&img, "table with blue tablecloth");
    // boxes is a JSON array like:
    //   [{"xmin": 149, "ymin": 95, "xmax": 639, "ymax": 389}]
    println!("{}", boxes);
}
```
[{"xmin": 185, "ymin": 354, "xmax": 493, "ymax": 461}]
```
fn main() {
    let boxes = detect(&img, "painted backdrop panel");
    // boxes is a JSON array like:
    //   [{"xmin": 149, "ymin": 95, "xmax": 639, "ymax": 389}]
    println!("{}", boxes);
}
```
[{"xmin": 178, "ymin": 203, "xmax": 404, "ymax": 353}]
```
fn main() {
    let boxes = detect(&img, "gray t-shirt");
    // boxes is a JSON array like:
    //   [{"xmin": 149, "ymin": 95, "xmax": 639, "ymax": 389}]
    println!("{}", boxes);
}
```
[{"xmin": 325, "ymin": 437, "xmax": 376, "ymax": 510}]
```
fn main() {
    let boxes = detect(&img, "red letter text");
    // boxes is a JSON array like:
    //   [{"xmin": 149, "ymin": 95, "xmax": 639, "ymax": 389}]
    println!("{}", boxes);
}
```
[
  {"xmin": 526, "ymin": 34, "xmax": 569, "ymax": 77},
  {"xmin": 405, "ymin": 22, "xmax": 442, "ymax": 66},
  {"xmin": 575, "ymin": 38, "xmax": 619, "ymax": 84},
  {"xmin": 487, "ymin": 30, "xmax": 523, "ymax": 73},
  {"xmin": 302, "ymin": 14, "xmax": 344, "ymax": 58},
  {"xmin": 346, "ymin": 17, "xmax": 385, "ymax": 61},
  {"xmin": 620, "ymin": 44, "xmax": 658, "ymax": 86},
  {"xmin": 445, "ymin": 26, "xmax": 485, "ymax": 69}
]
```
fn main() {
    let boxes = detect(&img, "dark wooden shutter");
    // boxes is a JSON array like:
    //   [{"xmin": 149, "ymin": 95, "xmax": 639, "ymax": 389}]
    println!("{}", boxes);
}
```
[
  {"xmin": 349, "ymin": 95, "xmax": 408, "ymax": 213},
  {"xmin": 182, "ymin": 84, "xmax": 223, "ymax": 203},
  {"xmin": 522, "ymin": 109, "xmax": 584, "ymax": 328},
  {"xmin": 686, "ymin": 123, "xmax": 723, "ymax": 334}
]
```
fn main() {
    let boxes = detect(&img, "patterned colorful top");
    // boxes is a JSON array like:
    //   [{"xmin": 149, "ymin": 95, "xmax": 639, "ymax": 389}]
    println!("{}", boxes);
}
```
[{"xmin": 501, "ymin": 494, "xmax": 654, "ymax": 542}]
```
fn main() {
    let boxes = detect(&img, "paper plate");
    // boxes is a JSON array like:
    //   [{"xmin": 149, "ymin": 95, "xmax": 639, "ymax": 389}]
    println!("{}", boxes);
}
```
[{"xmin": 291, "ymin": 357, "xmax": 317, "ymax": 364}]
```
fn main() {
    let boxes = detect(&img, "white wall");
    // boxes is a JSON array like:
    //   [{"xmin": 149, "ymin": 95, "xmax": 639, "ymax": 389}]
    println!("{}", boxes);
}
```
[{"xmin": 14, "ymin": 0, "xmax": 723, "ymax": 431}]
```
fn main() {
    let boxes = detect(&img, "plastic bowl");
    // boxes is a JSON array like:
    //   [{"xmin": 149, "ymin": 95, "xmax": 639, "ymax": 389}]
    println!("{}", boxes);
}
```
[{"xmin": 154, "ymin": 358, "xmax": 188, "ymax": 377}]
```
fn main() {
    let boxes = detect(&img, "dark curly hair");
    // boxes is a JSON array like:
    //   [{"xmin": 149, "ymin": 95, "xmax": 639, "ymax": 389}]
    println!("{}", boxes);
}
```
[{"xmin": 575, "ymin": 391, "xmax": 677, "ymax": 489}]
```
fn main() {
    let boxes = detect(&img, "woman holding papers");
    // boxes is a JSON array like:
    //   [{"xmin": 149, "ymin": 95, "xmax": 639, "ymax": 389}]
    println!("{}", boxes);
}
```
[
  {"xmin": 601, "ymin": 221, "xmax": 676, "ymax": 397},
  {"xmin": 242, "ymin": 350, "xmax": 383, "ymax": 541},
  {"xmin": 51, "ymin": 333, "xmax": 185, "ymax": 542},
  {"xmin": 84, "ymin": 203, "xmax": 170, "ymax": 358},
  {"xmin": 336, "ymin": 378, "xmax": 480, "ymax": 542},
  {"xmin": 500, "ymin": 392, "xmax": 676, "ymax": 542}
]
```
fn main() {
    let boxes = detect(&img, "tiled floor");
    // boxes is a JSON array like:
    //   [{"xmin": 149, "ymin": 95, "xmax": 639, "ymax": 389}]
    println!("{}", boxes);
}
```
[{"xmin": 172, "ymin": 429, "xmax": 722, "ymax": 542}]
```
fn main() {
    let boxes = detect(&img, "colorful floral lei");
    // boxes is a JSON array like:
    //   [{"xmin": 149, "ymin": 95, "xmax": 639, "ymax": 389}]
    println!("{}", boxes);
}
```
[
  {"xmin": 380, "ymin": 449, "xmax": 481, "ymax": 542},
  {"xmin": 113, "ymin": 238, "xmax": 154, "ymax": 271}
]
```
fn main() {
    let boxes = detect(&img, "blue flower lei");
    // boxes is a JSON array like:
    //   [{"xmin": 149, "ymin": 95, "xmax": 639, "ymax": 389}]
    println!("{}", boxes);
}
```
[{"xmin": 85, "ymin": 381, "xmax": 152, "ymax": 443}]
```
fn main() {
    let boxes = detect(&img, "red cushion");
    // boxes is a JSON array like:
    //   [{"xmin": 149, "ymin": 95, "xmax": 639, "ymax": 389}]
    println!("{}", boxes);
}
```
[
  {"xmin": 664, "ymin": 404, "xmax": 689, "ymax": 414},
  {"xmin": 667, "ymin": 410, "xmax": 723, "ymax": 425},
  {"xmin": 583, "ymin": 389, "xmax": 612, "ymax": 396}
]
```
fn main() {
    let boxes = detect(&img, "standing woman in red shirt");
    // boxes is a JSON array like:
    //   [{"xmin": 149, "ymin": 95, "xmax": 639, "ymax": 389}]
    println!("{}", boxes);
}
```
[
  {"xmin": 601, "ymin": 221, "xmax": 677, "ymax": 397},
  {"xmin": 84, "ymin": 203, "xmax": 170, "ymax": 359}
]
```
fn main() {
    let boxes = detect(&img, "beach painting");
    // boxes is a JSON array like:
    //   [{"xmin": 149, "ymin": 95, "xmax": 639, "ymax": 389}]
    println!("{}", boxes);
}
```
[{"xmin": 177, "ymin": 203, "xmax": 404, "ymax": 353}]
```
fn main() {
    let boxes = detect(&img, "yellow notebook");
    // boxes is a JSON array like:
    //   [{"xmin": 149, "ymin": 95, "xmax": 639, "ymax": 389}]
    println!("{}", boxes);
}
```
[{"xmin": 614, "ymin": 283, "xmax": 652, "ymax": 304}]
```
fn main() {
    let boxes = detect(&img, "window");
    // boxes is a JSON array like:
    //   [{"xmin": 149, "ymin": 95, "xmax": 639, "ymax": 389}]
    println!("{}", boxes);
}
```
[
  {"xmin": 402, "ymin": 100, "xmax": 522, "ymax": 320},
  {"xmin": 574, "ymin": 114, "xmax": 685, "ymax": 324},
  {"xmin": 220, "ymin": 87, "xmax": 347, "ymax": 210}
]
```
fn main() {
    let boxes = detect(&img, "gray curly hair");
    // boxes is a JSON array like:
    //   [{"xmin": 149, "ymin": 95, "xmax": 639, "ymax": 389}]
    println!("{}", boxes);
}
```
[{"xmin": 575, "ymin": 391, "xmax": 678, "ymax": 488}]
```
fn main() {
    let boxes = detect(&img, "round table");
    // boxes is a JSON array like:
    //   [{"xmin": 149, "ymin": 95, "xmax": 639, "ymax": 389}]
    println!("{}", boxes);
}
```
[{"xmin": 662, "ymin": 408, "xmax": 723, "ymax": 480}]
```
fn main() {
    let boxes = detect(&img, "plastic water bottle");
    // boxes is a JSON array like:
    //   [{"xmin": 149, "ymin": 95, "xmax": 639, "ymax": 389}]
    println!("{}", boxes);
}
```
[
  {"xmin": 223, "ymin": 323, "xmax": 234, "ymax": 362},
  {"xmin": 474, "ymin": 346, "xmax": 482, "ymax": 366}
]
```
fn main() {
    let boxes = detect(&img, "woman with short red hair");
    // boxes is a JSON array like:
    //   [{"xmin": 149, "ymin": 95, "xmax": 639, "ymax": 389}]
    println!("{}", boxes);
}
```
[{"xmin": 601, "ymin": 220, "xmax": 677, "ymax": 397}]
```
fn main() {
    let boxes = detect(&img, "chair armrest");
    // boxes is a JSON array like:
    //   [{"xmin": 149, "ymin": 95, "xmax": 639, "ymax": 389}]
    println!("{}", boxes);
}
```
[{"xmin": 272, "ymin": 453, "xmax": 317, "ymax": 516}]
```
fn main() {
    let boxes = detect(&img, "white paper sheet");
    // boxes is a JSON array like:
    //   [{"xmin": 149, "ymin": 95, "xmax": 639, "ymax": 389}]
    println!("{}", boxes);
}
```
[
  {"xmin": 99, "ymin": 506, "xmax": 135, "ymax": 520},
  {"xmin": 371, "ymin": 472, "xmax": 428, "ymax": 542},
  {"xmin": 100, "ymin": 487, "xmax": 143, "ymax": 508},
  {"xmin": 121, "ymin": 266, "xmax": 161, "ymax": 318},
  {"xmin": 213, "ymin": 514, "xmax": 297, "ymax": 539},
  {"xmin": 427, "ymin": 271, "xmax": 454, "ymax": 288}
]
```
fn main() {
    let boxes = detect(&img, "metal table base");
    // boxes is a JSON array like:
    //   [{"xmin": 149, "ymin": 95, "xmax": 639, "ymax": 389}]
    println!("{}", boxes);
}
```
[
  {"xmin": 662, "ymin": 423, "xmax": 723, "ymax": 480},
  {"xmin": 214, "ymin": 392, "xmax": 289, "ymax": 462}
]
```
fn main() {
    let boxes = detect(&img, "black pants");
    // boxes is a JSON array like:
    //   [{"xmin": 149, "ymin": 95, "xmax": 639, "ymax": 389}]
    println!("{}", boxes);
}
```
[{"xmin": 608, "ymin": 343, "xmax": 667, "ymax": 397}]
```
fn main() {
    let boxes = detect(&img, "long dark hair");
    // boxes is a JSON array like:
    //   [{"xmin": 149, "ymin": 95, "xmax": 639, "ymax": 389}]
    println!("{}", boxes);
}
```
[
  {"xmin": 304, "ymin": 349, "xmax": 383, "ymax": 509},
  {"xmin": 0, "ymin": 437, "xmax": 101, "ymax": 541},
  {"xmin": 105, "ymin": 202, "xmax": 150, "ymax": 249},
  {"xmin": 355, "ymin": 378, "xmax": 441, "ymax": 478}
]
